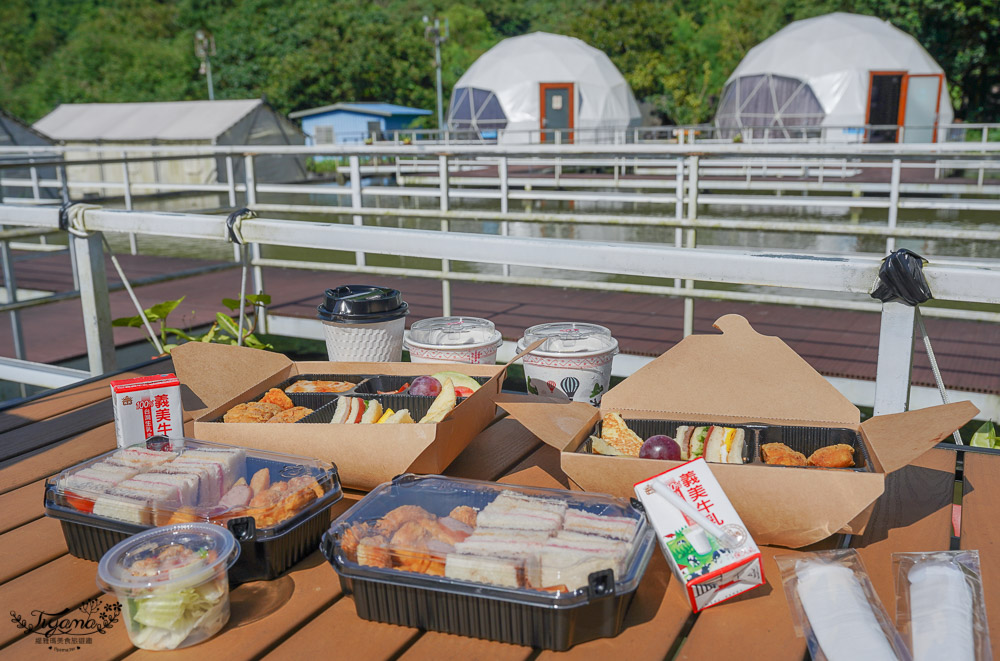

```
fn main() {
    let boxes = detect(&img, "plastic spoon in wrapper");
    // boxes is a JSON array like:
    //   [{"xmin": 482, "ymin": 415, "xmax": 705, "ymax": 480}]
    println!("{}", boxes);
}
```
[{"xmin": 648, "ymin": 479, "xmax": 744, "ymax": 549}]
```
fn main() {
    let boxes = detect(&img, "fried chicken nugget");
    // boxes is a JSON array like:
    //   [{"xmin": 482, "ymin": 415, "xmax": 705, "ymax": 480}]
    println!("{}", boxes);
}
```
[
  {"xmin": 448, "ymin": 505, "xmax": 477, "ymax": 528},
  {"xmin": 266, "ymin": 406, "xmax": 314, "ymax": 423},
  {"xmin": 375, "ymin": 505, "xmax": 435, "ymax": 536},
  {"xmin": 341, "ymin": 522, "xmax": 374, "ymax": 561},
  {"xmin": 357, "ymin": 535, "xmax": 391, "ymax": 567},
  {"xmin": 260, "ymin": 388, "xmax": 295, "ymax": 410},
  {"xmin": 761, "ymin": 442, "xmax": 807, "ymax": 466},
  {"xmin": 808, "ymin": 444, "xmax": 855, "ymax": 468},
  {"xmin": 223, "ymin": 401, "xmax": 283, "ymax": 423}
]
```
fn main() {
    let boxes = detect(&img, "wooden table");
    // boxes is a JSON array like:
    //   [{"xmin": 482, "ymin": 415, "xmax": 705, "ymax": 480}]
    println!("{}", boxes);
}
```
[{"xmin": 2, "ymin": 362, "xmax": 998, "ymax": 660}]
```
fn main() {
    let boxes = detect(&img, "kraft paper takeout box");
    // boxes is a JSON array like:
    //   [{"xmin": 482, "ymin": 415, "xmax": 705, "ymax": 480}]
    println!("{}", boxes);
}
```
[
  {"xmin": 171, "ymin": 342, "xmax": 513, "ymax": 490},
  {"xmin": 500, "ymin": 314, "xmax": 978, "ymax": 548}
]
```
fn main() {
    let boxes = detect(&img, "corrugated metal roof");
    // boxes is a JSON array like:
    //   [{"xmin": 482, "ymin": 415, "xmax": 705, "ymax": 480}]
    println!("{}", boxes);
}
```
[
  {"xmin": 34, "ymin": 99, "xmax": 263, "ymax": 141},
  {"xmin": 289, "ymin": 102, "xmax": 432, "ymax": 119}
]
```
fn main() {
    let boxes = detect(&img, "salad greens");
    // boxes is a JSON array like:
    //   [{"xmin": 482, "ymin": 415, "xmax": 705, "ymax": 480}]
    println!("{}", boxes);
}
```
[
  {"xmin": 127, "ymin": 577, "xmax": 229, "ymax": 651},
  {"xmin": 970, "ymin": 421, "xmax": 999, "ymax": 449}
]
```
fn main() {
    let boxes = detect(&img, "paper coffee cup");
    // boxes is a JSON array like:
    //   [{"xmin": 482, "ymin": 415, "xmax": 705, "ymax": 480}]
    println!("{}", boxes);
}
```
[
  {"xmin": 317, "ymin": 285, "xmax": 408, "ymax": 362},
  {"xmin": 405, "ymin": 316, "xmax": 503, "ymax": 364},
  {"xmin": 516, "ymin": 322, "xmax": 618, "ymax": 404}
]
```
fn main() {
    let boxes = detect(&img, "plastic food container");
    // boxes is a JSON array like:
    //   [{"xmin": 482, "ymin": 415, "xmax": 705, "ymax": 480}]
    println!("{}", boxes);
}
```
[
  {"xmin": 97, "ymin": 523, "xmax": 239, "ymax": 650},
  {"xmin": 404, "ymin": 317, "xmax": 503, "ymax": 364},
  {"xmin": 516, "ymin": 323, "xmax": 619, "ymax": 405},
  {"xmin": 317, "ymin": 285, "xmax": 409, "ymax": 362},
  {"xmin": 45, "ymin": 437, "xmax": 342, "ymax": 582},
  {"xmin": 584, "ymin": 417, "xmax": 873, "ymax": 471},
  {"xmin": 321, "ymin": 474, "xmax": 655, "ymax": 650}
]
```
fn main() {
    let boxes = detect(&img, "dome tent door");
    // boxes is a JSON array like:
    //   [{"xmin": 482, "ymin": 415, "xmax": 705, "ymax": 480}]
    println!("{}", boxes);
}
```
[{"xmin": 540, "ymin": 83, "xmax": 574, "ymax": 143}]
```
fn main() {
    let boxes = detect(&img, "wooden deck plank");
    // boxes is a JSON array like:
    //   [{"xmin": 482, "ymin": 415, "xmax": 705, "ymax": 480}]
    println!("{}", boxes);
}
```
[
  {"xmin": 0, "ymin": 555, "xmax": 103, "ymax": 647},
  {"xmin": 261, "ymin": 596, "xmax": 420, "ymax": 660},
  {"xmin": 0, "ymin": 479, "xmax": 46, "ymax": 533},
  {"xmin": 124, "ymin": 552, "xmax": 345, "ymax": 661},
  {"xmin": 960, "ymin": 451, "xmax": 1000, "ymax": 659},
  {"xmin": 0, "ymin": 517, "xmax": 67, "ymax": 584},
  {"xmin": 0, "ymin": 364, "xmax": 164, "ymax": 436},
  {"xmin": 400, "ymin": 632, "xmax": 533, "ymax": 661},
  {"xmin": 0, "ymin": 400, "xmax": 115, "ymax": 463},
  {"xmin": 1, "ymin": 593, "xmax": 130, "ymax": 661},
  {"xmin": 851, "ymin": 448, "xmax": 957, "ymax": 608}
]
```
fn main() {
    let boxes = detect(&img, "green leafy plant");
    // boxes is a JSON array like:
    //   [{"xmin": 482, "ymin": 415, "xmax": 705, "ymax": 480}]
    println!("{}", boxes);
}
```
[
  {"xmin": 112, "ymin": 294, "xmax": 273, "ymax": 354},
  {"xmin": 970, "ymin": 420, "xmax": 999, "ymax": 449}
]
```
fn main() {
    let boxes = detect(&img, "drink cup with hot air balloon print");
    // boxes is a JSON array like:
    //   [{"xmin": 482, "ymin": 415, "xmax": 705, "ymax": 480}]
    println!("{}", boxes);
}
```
[{"xmin": 516, "ymin": 323, "xmax": 619, "ymax": 405}]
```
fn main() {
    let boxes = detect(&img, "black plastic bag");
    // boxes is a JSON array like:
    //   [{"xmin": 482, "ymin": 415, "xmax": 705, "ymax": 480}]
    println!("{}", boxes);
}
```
[{"xmin": 870, "ymin": 249, "xmax": 933, "ymax": 306}]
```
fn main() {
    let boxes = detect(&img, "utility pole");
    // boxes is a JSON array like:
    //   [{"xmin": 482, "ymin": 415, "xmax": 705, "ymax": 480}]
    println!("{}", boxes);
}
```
[
  {"xmin": 195, "ymin": 29, "xmax": 216, "ymax": 101},
  {"xmin": 423, "ymin": 16, "xmax": 449, "ymax": 129}
]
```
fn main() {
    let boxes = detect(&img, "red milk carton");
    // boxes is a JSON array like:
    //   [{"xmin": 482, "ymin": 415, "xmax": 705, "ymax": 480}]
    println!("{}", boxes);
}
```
[{"xmin": 109, "ymin": 374, "xmax": 184, "ymax": 448}]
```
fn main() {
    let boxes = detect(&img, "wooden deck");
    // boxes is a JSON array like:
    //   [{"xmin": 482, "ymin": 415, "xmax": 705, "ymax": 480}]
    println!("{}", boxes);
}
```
[
  {"xmin": 1, "ymin": 359, "xmax": 998, "ymax": 659},
  {"xmin": 1, "ymin": 250, "xmax": 998, "ymax": 396}
]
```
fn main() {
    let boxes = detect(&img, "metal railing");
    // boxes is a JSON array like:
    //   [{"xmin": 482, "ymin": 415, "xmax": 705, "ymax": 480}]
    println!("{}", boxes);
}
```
[
  {"xmin": 0, "ymin": 141, "xmax": 999, "ymax": 395},
  {"xmin": 0, "ymin": 202, "xmax": 998, "ymax": 418}
]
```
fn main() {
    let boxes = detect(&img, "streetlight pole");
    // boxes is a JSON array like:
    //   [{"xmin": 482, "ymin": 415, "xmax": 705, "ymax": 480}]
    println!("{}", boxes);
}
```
[
  {"xmin": 195, "ymin": 30, "xmax": 217, "ymax": 101},
  {"xmin": 423, "ymin": 17, "xmax": 449, "ymax": 130}
]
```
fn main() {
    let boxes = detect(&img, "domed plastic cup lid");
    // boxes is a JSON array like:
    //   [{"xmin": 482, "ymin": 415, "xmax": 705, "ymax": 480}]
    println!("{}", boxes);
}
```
[
  {"xmin": 407, "ymin": 317, "xmax": 500, "ymax": 347},
  {"xmin": 317, "ymin": 285, "xmax": 409, "ymax": 324},
  {"xmin": 97, "ymin": 523, "xmax": 239, "ymax": 593},
  {"xmin": 520, "ymin": 322, "xmax": 618, "ymax": 355}
]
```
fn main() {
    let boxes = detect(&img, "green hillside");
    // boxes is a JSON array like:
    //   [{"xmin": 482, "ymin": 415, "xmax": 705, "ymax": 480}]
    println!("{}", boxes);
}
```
[{"xmin": 1, "ymin": 0, "xmax": 996, "ymax": 125}]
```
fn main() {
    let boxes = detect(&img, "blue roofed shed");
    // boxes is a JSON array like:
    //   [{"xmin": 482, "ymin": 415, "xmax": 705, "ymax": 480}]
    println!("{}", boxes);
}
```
[{"xmin": 289, "ymin": 103, "xmax": 432, "ymax": 148}]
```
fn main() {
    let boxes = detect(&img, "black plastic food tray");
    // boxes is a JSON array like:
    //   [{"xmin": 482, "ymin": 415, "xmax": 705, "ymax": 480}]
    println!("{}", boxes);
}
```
[
  {"xmin": 45, "ymin": 457, "xmax": 343, "ymax": 582},
  {"xmin": 329, "ymin": 565, "xmax": 637, "ymax": 650},
  {"xmin": 586, "ymin": 418, "xmax": 872, "ymax": 472},
  {"xmin": 209, "ymin": 373, "xmax": 376, "ymax": 421},
  {"xmin": 757, "ymin": 424, "xmax": 872, "ymax": 471},
  {"xmin": 353, "ymin": 374, "xmax": 491, "ymax": 395},
  {"xmin": 299, "ymin": 392, "xmax": 464, "ymax": 424},
  {"xmin": 588, "ymin": 418, "xmax": 756, "ymax": 464}
]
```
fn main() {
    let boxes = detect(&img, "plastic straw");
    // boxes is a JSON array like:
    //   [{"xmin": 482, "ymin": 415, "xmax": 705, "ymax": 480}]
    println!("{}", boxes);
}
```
[{"xmin": 649, "ymin": 479, "xmax": 741, "ymax": 548}]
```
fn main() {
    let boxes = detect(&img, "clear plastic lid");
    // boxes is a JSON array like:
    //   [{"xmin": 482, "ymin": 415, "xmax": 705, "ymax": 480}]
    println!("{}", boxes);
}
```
[
  {"xmin": 325, "ymin": 474, "xmax": 654, "ymax": 606},
  {"xmin": 45, "ymin": 437, "xmax": 341, "ymax": 537},
  {"xmin": 406, "ymin": 317, "xmax": 501, "ymax": 347},
  {"xmin": 97, "ymin": 522, "xmax": 239, "ymax": 593},
  {"xmin": 520, "ymin": 323, "xmax": 618, "ymax": 355}
]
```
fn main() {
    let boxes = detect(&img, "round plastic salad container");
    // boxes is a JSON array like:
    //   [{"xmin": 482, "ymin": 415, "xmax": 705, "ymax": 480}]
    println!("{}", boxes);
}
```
[
  {"xmin": 97, "ymin": 523, "xmax": 240, "ymax": 651},
  {"xmin": 404, "ymin": 316, "xmax": 503, "ymax": 364},
  {"xmin": 516, "ymin": 323, "xmax": 619, "ymax": 405}
]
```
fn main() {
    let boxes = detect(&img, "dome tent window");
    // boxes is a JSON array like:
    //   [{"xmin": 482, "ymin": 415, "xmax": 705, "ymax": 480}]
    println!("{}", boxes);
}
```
[
  {"xmin": 447, "ymin": 87, "xmax": 508, "ymax": 134},
  {"xmin": 715, "ymin": 74, "xmax": 825, "ymax": 139}
]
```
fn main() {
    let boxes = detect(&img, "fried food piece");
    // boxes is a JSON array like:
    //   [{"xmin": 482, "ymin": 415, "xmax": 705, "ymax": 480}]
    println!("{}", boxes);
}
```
[
  {"xmin": 761, "ymin": 442, "xmax": 808, "ymax": 466},
  {"xmin": 448, "ymin": 505, "xmax": 477, "ymax": 528},
  {"xmin": 250, "ymin": 468, "xmax": 270, "ymax": 496},
  {"xmin": 357, "ymin": 535, "xmax": 391, "ymax": 567},
  {"xmin": 808, "ymin": 444, "xmax": 856, "ymax": 468},
  {"xmin": 342, "ymin": 522, "xmax": 374, "ymax": 561},
  {"xmin": 285, "ymin": 380, "xmax": 355, "ymax": 393},
  {"xmin": 374, "ymin": 505, "xmax": 435, "ymax": 536},
  {"xmin": 223, "ymin": 401, "xmax": 282, "ymax": 423},
  {"xmin": 259, "ymin": 388, "xmax": 294, "ymax": 410},
  {"xmin": 267, "ymin": 406, "xmax": 314, "ymax": 423}
]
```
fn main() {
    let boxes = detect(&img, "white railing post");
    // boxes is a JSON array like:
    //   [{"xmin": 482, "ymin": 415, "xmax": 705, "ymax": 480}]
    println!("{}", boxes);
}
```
[
  {"xmin": 439, "ymin": 154, "xmax": 452, "ymax": 316},
  {"xmin": 225, "ymin": 156, "xmax": 240, "ymax": 262},
  {"xmin": 73, "ymin": 231, "xmax": 117, "ymax": 375},
  {"xmin": 121, "ymin": 151, "xmax": 138, "ymax": 255},
  {"xmin": 674, "ymin": 156, "xmax": 684, "ymax": 290},
  {"xmin": 554, "ymin": 130, "xmax": 562, "ymax": 186},
  {"xmin": 29, "ymin": 164, "xmax": 41, "ymax": 201},
  {"xmin": 683, "ymin": 155, "xmax": 699, "ymax": 337},
  {"xmin": 0, "ymin": 229, "xmax": 26, "ymax": 378},
  {"xmin": 873, "ymin": 302, "xmax": 916, "ymax": 415},
  {"xmin": 499, "ymin": 156, "xmax": 510, "ymax": 278},
  {"xmin": 348, "ymin": 155, "xmax": 366, "ymax": 267},
  {"xmin": 979, "ymin": 128, "xmax": 988, "ymax": 187},
  {"xmin": 886, "ymin": 158, "xmax": 901, "ymax": 254},
  {"xmin": 244, "ymin": 154, "xmax": 267, "ymax": 331}
]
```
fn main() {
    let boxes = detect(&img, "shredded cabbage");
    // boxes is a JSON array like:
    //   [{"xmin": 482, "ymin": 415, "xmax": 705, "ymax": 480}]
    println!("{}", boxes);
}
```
[{"xmin": 129, "ymin": 578, "xmax": 228, "ymax": 650}]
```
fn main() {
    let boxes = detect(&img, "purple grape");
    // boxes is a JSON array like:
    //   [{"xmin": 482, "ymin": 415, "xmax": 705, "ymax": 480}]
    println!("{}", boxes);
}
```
[
  {"xmin": 408, "ymin": 376, "xmax": 442, "ymax": 397},
  {"xmin": 640, "ymin": 435, "xmax": 681, "ymax": 460}
]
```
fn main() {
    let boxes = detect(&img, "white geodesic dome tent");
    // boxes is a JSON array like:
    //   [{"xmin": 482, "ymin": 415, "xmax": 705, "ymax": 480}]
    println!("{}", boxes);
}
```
[
  {"xmin": 714, "ymin": 13, "xmax": 953, "ymax": 142},
  {"xmin": 447, "ymin": 32, "xmax": 642, "ymax": 143}
]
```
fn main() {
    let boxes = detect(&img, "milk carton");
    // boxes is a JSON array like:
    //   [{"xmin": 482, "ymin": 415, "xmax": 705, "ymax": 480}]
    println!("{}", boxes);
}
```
[
  {"xmin": 109, "ymin": 374, "xmax": 184, "ymax": 448},
  {"xmin": 634, "ymin": 458, "xmax": 764, "ymax": 612}
]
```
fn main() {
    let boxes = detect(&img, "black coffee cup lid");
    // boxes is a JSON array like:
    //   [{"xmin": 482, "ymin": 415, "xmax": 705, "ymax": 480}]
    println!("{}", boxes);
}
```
[{"xmin": 317, "ymin": 285, "xmax": 409, "ymax": 324}]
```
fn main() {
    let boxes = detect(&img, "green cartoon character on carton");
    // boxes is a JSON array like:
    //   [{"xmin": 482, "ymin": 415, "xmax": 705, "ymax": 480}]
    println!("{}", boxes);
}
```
[{"xmin": 665, "ymin": 526, "xmax": 725, "ymax": 579}]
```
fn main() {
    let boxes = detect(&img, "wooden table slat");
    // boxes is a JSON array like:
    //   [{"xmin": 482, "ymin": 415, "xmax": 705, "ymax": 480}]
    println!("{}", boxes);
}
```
[
  {"xmin": 0, "ymin": 517, "xmax": 68, "ymax": 584},
  {"xmin": 0, "ymin": 478, "xmax": 47, "ymax": 533},
  {"xmin": 960, "ymin": 451, "xmax": 1000, "ymax": 659}
]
